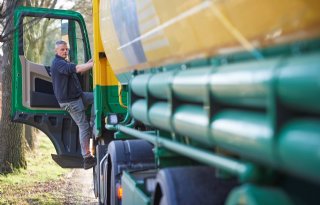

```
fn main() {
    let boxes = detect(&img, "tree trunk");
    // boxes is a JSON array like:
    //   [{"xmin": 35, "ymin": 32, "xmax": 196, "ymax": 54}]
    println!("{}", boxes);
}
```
[
  {"xmin": 0, "ymin": 0, "xmax": 26, "ymax": 173},
  {"xmin": 24, "ymin": 125, "xmax": 38, "ymax": 151},
  {"xmin": 23, "ymin": 125, "xmax": 39, "ymax": 151}
]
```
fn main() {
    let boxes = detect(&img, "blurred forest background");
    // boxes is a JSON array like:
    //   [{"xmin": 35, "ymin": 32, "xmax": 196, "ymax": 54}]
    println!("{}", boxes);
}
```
[{"xmin": 0, "ymin": 0, "xmax": 92, "ymax": 173}]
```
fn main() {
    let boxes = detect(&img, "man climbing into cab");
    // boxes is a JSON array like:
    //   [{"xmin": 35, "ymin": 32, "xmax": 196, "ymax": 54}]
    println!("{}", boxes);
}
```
[{"xmin": 50, "ymin": 40, "xmax": 96, "ymax": 169}]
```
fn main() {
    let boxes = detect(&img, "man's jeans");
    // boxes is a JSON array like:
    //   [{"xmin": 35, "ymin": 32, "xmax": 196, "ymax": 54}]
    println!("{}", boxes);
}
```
[{"xmin": 59, "ymin": 92, "xmax": 94, "ymax": 158}]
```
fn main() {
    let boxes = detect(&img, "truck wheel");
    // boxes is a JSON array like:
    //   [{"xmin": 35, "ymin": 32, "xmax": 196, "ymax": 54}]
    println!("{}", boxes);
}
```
[
  {"xmin": 98, "ymin": 154, "xmax": 110, "ymax": 205},
  {"xmin": 93, "ymin": 167, "xmax": 98, "ymax": 198},
  {"xmin": 102, "ymin": 156, "xmax": 111, "ymax": 205},
  {"xmin": 95, "ymin": 144, "xmax": 108, "ymax": 203},
  {"xmin": 153, "ymin": 167, "xmax": 238, "ymax": 205},
  {"xmin": 107, "ymin": 140, "xmax": 155, "ymax": 205}
]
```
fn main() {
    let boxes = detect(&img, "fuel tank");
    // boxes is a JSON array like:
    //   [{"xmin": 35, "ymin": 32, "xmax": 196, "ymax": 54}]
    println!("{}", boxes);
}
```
[{"xmin": 99, "ymin": 0, "xmax": 320, "ymax": 74}]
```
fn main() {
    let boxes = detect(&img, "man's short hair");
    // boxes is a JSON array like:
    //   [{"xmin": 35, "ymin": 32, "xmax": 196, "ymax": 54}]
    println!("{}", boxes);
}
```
[{"xmin": 55, "ymin": 40, "xmax": 68, "ymax": 49}]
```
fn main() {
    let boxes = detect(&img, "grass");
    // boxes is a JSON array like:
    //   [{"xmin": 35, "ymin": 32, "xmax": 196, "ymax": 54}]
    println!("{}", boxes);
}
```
[{"xmin": 0, "ymin": 132, "xmax": 70, "ymax": 205}]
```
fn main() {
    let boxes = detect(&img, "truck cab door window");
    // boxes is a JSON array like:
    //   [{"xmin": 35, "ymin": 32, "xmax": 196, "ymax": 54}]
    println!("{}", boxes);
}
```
[
  {"xmin": 23, "ymin": 17, "xmax": 61, "ymax": 65},
  {"xmin": 21, "ymin": 16, "xmax": 90, "ymax": 108}
]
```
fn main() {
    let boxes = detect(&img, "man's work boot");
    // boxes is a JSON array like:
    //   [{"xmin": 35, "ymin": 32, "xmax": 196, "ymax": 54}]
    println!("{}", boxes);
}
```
[{"xmin": 83, "ymin": 156, "xmax": 96, "ymax": 170}]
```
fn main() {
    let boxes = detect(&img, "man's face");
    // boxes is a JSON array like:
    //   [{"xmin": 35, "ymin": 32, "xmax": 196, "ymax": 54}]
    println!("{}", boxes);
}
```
[{"xmin": 55, "ymin": 44, "xmax": 69, "ymax": 59}]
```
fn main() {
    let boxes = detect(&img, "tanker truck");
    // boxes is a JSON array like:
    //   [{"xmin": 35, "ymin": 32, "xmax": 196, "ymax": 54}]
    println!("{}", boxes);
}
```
[{"xmin": 11, "ymin": 0, "xmax": 320, "ymax": 204}]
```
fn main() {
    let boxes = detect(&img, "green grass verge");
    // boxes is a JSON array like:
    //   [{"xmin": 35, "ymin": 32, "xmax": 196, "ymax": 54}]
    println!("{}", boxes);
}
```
[{"xmin": 0, "ymin": 132, "xmax": 70, "ymax": 205}]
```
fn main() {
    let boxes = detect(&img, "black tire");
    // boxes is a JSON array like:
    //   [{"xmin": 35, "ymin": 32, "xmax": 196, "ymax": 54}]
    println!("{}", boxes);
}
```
[
  {"xmin": 153, "ymin": 167, "xmax": 238, "ymax": 205},
  {"xmin": 93, "ymin": 166, "xmax": 99, "ymax": 198},
  {"xmin": 103, "ymin": 156, "xmax": 111, "ymax": 205},
  {"xmin": 106, "ymin": 140, "xmax": 155, "ymax": 205}
]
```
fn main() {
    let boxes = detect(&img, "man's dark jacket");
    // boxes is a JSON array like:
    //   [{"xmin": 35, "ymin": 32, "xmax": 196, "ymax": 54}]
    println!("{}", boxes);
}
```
[{"xmin": 50, "ymin": 55, "xmax": 82, "ymax": 103}]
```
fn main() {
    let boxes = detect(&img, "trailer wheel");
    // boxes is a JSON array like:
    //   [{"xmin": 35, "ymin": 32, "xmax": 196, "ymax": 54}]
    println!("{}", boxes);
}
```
[
  {"xmin": 106, "ymin": 140, "xmax": 155, "ymax": 205},
  {"xmin": 153, "ymin": 167, "xmax": 238, "ymax": 205}
]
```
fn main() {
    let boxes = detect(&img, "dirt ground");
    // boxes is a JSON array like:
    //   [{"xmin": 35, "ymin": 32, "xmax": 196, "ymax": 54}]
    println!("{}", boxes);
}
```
[{"xmin": 61, "ymin": 168, "xmax": 98, "ymax": 205}]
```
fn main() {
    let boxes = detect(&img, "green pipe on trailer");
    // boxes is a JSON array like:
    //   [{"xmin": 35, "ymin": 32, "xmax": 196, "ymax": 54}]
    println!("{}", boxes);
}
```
[
  {"xmin": 131, "ymin": 99, "xmax": 150, "ymax": 126},
  {"xmin": 130, "ymin": 51, "xmax": 320, "ymax": 112},
  {"xmin": 211, "ymin": 110, "xmax": 274, "ymax": 165},
  {"xmin": 278, "ymin": 119, "xmax": 320, "ymax": 182},
  {"xmin": 115, "ymin": 125, "xmax": 261, "ymax": 182},
  {"xmin": 172, "ymin": 104, "xmax": 210, "ymax": 144},
  {"xmin": 128, "ymin": 51, "xmax": 320, "ymax": 183},
  {"xmin": 226, "ymin": 184, "xmax": 293, "ymax": 205},
  {"xmin": 131, "ymin": 102, "xmax": 320, "ymax": 182},
  {"xmin": 172, "ymin": 68, "xmax": 211, "ymax": 103},
  {"xmin": 209, "ymin": 58, "xmax": 275, "ymax": 108},
  {"xmin": 209, "ymin": 52, "xmax": 320, "ymax": 112},
  {"xmin": 131, "ymin": 74, "xmax": 151, "ymax": 98},
  {"xmin": 148, "ymin": 102, "xmax": 171, "ymax": 131},
  {"xmin": 137, "ymin": 102, "xmax": 211, "ymax": 144},
  {"xmin": 148, "ymin": 72, "xmax": 173, "ymax": 100},
  {"xmin": 133, "ymin": 99, "xmax": 275, "ymax": 165},
  {"xmin": 277, "ymin": 52, "xmax": 320, "ymax": 114},
  {"xmin": 174, "ymin": 107, "xmax": 276, "ymax": 166},
  {"xmin": 135, "ymin": 101, "xmax": 276, "ymax": 166}
]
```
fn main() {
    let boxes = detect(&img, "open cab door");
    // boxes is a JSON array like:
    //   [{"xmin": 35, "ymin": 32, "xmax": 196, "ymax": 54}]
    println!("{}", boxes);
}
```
[{"xmin": 11, "ymin": 7, "xmax": 91, "ymax": 168}]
